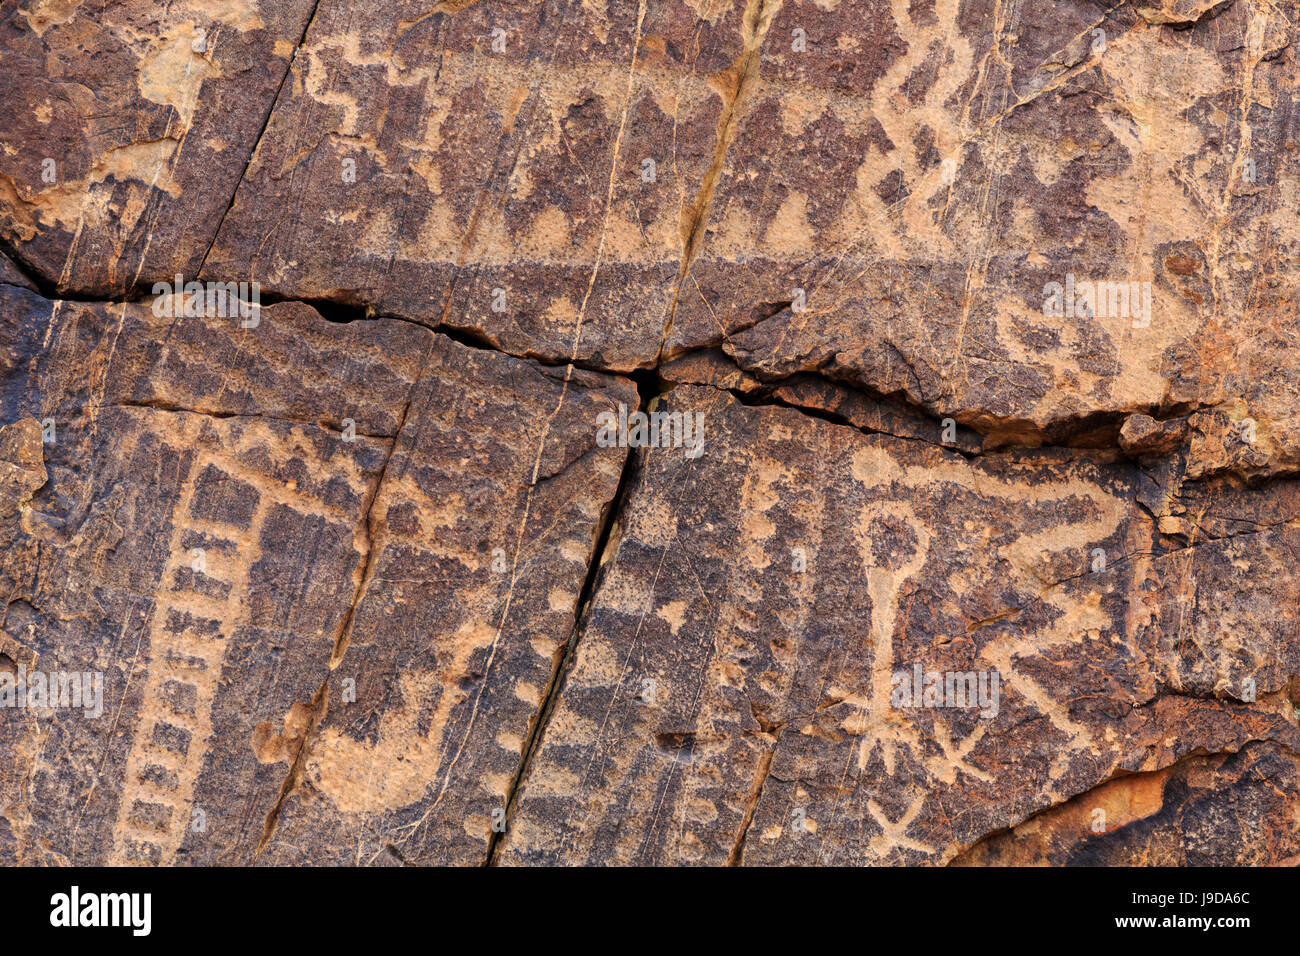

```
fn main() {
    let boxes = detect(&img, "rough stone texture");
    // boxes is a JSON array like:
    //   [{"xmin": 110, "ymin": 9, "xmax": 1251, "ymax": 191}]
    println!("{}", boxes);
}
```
[
  {"xmin": 666, "ymin": 0, "xmax": 1300, "ymax": 481},
  {"xmin": 0, "ymin": 0, "xmax": 319, "ymax": 296},
  {"xmin": 0, "ymin": 286, "xmax": 630, "ymax": 865},
  {"xmin": 497, "ymin": 384, "xmax": 1300, "ymax": 865},
  {"xmin": 255, "ymin": 345, "xmax": 632, "ymax": 866},
  {"xmin": 199, "ymin": 0, "xmax": 752, "ymax": 370},
  {"xmin": 952, "ymin": 740, "xmax": 1300, "ymax": 866},
  {"xmin": 1, "ymin": 0, "xmax": 1298, "ymax": 866}
]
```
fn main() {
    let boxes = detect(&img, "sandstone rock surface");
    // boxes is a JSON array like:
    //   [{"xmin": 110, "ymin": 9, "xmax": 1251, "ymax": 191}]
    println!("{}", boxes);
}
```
[{"xmin": 1, "ymin": 0, "xmax": 1296, "ymax": 866}]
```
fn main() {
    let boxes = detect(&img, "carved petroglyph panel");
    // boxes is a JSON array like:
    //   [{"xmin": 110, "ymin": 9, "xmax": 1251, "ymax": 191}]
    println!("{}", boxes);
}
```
[
  {"xmin": 255, "ymin": 337, "xmax": 636, "ymax": 866},
  {"xmin": 500, "ymin": 385, "xmax": 1300, "ymax": 865}
]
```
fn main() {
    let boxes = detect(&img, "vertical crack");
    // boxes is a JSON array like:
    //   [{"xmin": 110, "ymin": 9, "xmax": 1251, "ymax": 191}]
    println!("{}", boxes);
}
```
[
  {"xmin": 254, "ymin": 332, "xmax": 436, "ymax": 859},
  {"xmin": 726, "ymin": 737, "xmax": 779, "ymax": 866},
  {"xmin": 486, "ymin": 368, "xmax": 659, "ymax": 865},
  {"xmin": 658, "ymin": 0, "xmax": 779, "ymax": 361},
  {"xmin": 727, "ymin": 701, "xmax": 785, "ymax": 866},
  {"xmin": 254, "ymin": 679, "xmax": 329, "ymax": 857},
  {"xmin": 195, "ymin": 0, "xmax": 326, "ymax": 280}
]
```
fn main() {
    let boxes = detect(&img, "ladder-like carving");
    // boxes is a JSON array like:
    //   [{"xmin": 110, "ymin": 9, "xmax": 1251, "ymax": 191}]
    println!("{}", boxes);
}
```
[{"xmin": 109, "ymin": 452, "xmax": 271, "ymax": 866}]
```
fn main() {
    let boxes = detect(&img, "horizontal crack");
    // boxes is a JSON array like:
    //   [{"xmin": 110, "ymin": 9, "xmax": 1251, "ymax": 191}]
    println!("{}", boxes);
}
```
[
  {"xmin": 19, "ymin": 283, "xmax": 1300, "ymax": 493},
  {"xmin": 947, "ymin": 736, "xmax": 1290, "ymax": 865},
  {"xmin": 104, "ymin": 399, "xmax": 392, "ymax": 440},
  {"xmin": 722, "ymin": 382, "xmax": 982, "ymax": 460}
]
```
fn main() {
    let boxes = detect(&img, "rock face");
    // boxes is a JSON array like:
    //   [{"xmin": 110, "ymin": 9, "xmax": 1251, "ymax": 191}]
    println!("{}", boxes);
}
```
[{"xmin": 0, "ymin": 0, "xmax": 1297, "ymax": 866}]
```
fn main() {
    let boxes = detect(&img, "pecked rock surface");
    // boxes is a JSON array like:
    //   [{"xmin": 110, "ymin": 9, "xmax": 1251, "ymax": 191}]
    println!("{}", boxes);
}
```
[
  {"xmin": 497, "ymin": 381, "xmax": 1300, "ymax": 865},
  {"xmin": 0, "ymin": 286, "xmax": 631, "ymax": 865},
  {"xmin": 1, "ymin": 0, "xmax": 1298, "ymax": 866}
]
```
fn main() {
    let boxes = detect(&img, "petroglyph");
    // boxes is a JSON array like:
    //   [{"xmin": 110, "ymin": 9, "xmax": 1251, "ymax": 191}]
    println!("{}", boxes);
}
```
[
  {"xmin": 499, "ymin": 384, "xmax": 1300, "ymax": 865},
  {"xmin": 111, "ymin": 427, "xmax": 273, "ymax": 864},
  {"xmin": 3, "ymin": 0, "xmax": 1299, "ymax": 870}
]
